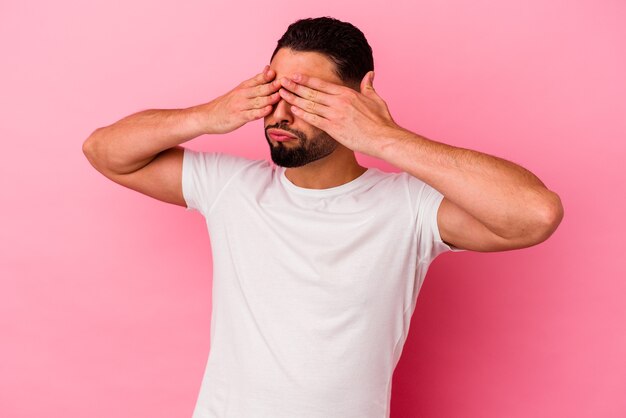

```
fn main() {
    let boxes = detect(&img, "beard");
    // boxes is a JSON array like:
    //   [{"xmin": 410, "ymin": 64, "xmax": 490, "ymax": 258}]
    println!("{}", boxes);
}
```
[{"xmin": 265, "ymin": 123, "xmax": 338, "ymax": 168}]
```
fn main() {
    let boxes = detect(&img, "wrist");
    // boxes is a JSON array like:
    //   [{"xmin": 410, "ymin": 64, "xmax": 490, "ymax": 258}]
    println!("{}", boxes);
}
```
[
  {"xmin": 376, "ymin": 125, "xmax": 415, "ymax": 160},
  {"xmin": 187, "ymin": 101, "xmax": 217, "ymax": 135}
]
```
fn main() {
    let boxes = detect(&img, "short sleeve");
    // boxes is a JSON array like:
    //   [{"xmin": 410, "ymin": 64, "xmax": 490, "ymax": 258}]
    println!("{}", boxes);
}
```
[
  {"xmin": 181, "ymin": 147, "xmax": 253, "ymax": 216},
  {"xmin": 410, "ymin": 176, "xmax": 466, "ymax": 264}
]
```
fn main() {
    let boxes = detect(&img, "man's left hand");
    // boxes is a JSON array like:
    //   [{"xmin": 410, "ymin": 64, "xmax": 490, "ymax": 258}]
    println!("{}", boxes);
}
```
[{"xmin": 278, "ymin": 71, "xmax": 402, "ymax": 158}]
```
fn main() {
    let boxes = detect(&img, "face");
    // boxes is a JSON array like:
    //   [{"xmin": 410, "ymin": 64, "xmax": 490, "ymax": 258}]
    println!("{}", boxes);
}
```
[{"xmin": 264, "ymin": 48, "xmax": 343, "ymax": 168}]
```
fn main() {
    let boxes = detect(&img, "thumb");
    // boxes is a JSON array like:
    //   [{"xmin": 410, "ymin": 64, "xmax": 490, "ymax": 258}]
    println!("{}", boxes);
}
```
[{"xmin": 360, "ymin": 71, "xmax": 375, "ymax": 94}]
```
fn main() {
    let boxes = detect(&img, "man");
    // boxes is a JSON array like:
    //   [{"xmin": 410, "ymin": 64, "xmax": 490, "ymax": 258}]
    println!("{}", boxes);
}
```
[{"xmin": 83, "ymin": 17, "xmax": 563, "ymax": 418}]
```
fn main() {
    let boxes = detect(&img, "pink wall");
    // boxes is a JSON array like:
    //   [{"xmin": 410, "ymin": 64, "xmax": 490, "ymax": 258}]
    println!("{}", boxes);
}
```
[{"xmin": 1, "ymin": 0, "xmax": 624, "ymax": 417}]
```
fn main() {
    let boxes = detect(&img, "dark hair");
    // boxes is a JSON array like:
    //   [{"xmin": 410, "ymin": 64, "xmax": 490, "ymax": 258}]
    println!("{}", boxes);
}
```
[{"xmin": 270, "ymin": 17, "xmax": 374, "ymax": 88}]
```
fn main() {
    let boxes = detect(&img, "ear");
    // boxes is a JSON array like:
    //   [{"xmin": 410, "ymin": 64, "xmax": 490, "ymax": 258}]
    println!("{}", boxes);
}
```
[{"xmin": 360, "ymin": 71, "xmax": 375, "ymax": 95}]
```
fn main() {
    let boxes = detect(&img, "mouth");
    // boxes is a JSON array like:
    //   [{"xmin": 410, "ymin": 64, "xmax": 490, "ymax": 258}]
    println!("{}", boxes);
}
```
[{"xmin": 267, "ymin": 129, "xmax": 297, "ymax": 142}]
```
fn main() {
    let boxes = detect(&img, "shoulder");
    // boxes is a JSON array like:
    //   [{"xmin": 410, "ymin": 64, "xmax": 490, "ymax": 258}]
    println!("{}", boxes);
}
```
[
  {"xmin": 183, "ymin": 148, "xmax": 271, "ymax": 176},
  {"xmin": 366, "ymin": 168, "xmax": 432, "ymax": 198}
]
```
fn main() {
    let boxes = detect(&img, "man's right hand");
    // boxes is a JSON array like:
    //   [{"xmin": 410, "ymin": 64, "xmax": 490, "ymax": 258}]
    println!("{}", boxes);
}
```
[
  {"xmin": 83, "ymin": 65, "xmax": 281, "ymax": 208},
  {"xmin": 204, "ymin": 65, "xmax": 281, "ymax": 134}
]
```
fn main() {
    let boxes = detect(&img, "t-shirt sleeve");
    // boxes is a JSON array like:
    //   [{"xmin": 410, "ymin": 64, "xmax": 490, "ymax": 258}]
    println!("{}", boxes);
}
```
[
  {"xmin": 410, "ymin": 176, "xmax": 466, "ymax": 264},
  {"xmin": 181, "ymin": 147, "xmax": 252, "ymax": 216}
]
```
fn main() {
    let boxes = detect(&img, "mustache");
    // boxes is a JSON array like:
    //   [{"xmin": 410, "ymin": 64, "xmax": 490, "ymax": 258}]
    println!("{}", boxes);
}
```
[{"xmin": 265, "ymin": 123, "xmax": 306, "ymax": 141}]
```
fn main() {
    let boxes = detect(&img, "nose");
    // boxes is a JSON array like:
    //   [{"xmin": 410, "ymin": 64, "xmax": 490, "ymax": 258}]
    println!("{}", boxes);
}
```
[{"xmin": 268, "ymin": 95, "xmax": 294, "ymax": 125}]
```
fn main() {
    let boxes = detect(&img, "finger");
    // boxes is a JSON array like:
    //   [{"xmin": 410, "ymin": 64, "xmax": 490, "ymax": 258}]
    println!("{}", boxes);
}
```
[
  {"xmin": 290, "ymin": 105, "xmax": 331, "ymax": 131},
  {"xmin": 278, "ymin": 88, "xmax": 333, "ymax": 119},
  {"xmin": 244, "ymin": 78, "xmax": 281, "ymax": 98},
  {"xmin": 240, "ymin": 65, "xmax": 275, "ymax": 88},
  {"xmin": 243, "ymin": 104, "xmax": 274, "ymax": 121},
  {"xmin": 279, "ymin": 77, "xmax": 334, "ymax": 107},
  {"xmin": 360, "ymin": 71, "xmax": 385, "ymax": 105},
  {"xmin": 290, "ymin": 73, "xmax": 344, "ymax": 95},
  {"xmin": 360, "ymin": 71, "xmax": 375, "ymax": 93},
  {"xmin": 248, "ymin": 91, "xmax": 281, "ymax": 109}
]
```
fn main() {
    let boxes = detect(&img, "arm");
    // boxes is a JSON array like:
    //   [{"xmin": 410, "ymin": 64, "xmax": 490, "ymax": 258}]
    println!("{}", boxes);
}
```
[
  {"xmin": 277, "ymin": 71, "xmax": 564, "ymax": 251},
  {"xmin": 82, "ymin": 66, "xmax": 281, "ymax": 206},
  {"xmin": 377, "ymin": 128, "xmax": 564, "ymax": 251}
]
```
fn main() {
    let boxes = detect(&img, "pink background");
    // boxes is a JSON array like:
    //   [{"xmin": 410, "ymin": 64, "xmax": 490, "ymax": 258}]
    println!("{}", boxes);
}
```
[{"xmin": 1, "ymin": 0, "xmax": 625, "ymax": 417}]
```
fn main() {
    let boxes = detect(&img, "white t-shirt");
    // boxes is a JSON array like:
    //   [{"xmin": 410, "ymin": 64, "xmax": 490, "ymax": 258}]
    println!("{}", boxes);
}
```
[{"xmin": 182, "ymin": 148, "xmax": 463, "ymax": 418}]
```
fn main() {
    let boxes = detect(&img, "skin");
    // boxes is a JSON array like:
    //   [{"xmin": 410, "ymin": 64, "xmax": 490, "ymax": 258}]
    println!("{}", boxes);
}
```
[
  {"xmin": 270, "ymin": 49, "xmax": 564, "ymax": 252},
  {"xmin": 264, "ymin": 48, "xmax": 368, "ymax": 188},
  {"xmin": 82, "ymin": 47, "xmax": 563, "ymax": 253}
]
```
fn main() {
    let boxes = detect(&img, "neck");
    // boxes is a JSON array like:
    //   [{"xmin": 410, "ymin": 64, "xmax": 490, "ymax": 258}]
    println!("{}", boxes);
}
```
[{"xmin": 283, "ymin": 147, "xmax": 367, "ymax": 189}]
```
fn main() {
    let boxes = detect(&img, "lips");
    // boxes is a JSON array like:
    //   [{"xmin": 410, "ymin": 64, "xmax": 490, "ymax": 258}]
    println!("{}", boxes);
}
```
[{"xmin": 267, "ymin": 129, "xmax": 297, "ymax": 142}]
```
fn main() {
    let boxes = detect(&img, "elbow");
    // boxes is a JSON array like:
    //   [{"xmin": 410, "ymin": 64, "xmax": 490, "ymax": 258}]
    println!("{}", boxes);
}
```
[
  {"xmin": 82, "ymin": 130, "xmax": 97, "ymax": 163},
  {"xmin": 82, "ymin": 130, "xmax": 96, "ymax": 160},
  {"xmin": 529, "ymin": 191, "xmax": 564, "ymax": 245},
  {"xmin": 82, "ymin": 128, "xmax": 108, "ymax": 172},
  {"xmin": 488, "ymin": 190, "xmax": 564, "ymax": 251}
]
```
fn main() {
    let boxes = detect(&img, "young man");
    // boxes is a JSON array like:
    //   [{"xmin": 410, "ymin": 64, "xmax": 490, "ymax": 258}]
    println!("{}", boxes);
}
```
[{"xmin": 83, "ymin": 17, "xmax": 563, "ymax": 418}]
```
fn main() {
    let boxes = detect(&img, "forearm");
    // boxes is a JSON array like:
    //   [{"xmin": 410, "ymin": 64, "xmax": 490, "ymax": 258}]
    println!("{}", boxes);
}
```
[
  {"xmin": 83, "ymin": 102, "xmax": 212, "ymax": 175},
  {"xmin": 378, "ymin": 127, "xmax": 563, "ymax": 240}
]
